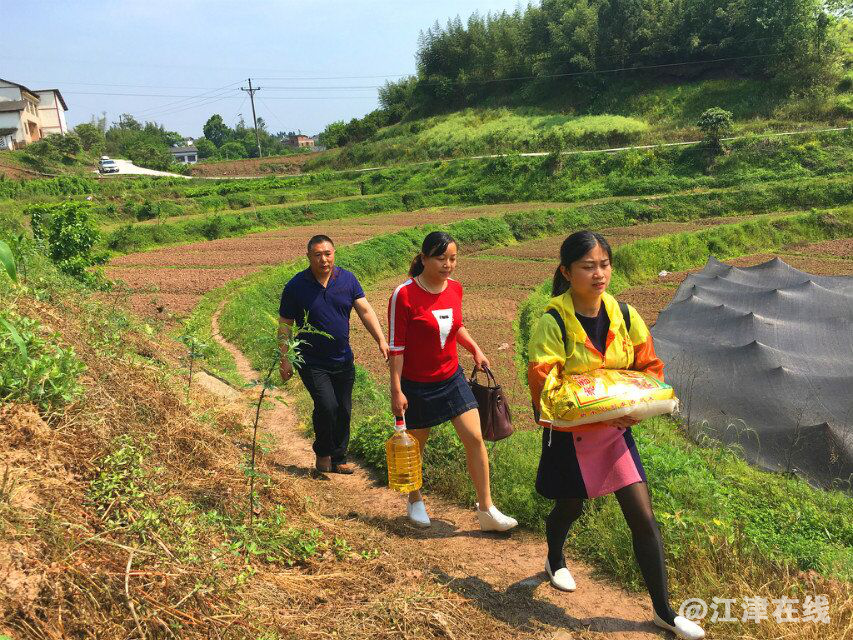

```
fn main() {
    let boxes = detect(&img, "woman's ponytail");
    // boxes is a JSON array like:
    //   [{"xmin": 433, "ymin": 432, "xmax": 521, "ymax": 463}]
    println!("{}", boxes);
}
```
[
  {"xmin": 409, "ymin": 231, "xmax": 456, "ymax": 278},
  {"xmin": 409, "ymin": 254, "xmax": 425, "ymax": 277},
  {"xmin": 552, "ymin": 267, "xmax": 570, "ymax": 297}
]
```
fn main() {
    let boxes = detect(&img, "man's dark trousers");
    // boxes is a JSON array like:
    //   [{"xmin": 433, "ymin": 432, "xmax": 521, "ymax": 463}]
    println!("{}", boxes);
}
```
[{"xmin": 297, "ymin": 361, "xmax": 356, "ymax": 465}]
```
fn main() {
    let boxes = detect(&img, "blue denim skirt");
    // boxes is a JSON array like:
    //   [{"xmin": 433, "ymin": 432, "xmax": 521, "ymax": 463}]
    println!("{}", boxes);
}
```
[{"xmin": 401, "ymin": 366, "xmax": 479, "ymax": 429}]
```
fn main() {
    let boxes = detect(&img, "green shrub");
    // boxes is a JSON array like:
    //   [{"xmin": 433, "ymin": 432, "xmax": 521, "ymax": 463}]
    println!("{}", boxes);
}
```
[
  {"xmin": 697, "ymin": 107, "xmax": 734, "ymax": 153},
  {"xmin": 28, "ymin": 202, "xmax": 102, "ymax": 283},
  {"xmin": 227, "ymin": 193, "xmax": 254, "ymax": 209},
  {"xmin": 201, "ymin": 215, "xmax": 226, "ymax": 240},
  {"xmin": 0, "ymin": 306, "xmax": 85, "ymax": 412},
  {"xmin": 0, "ymin": 175, "xmax": 96, "ymax": 200},
  {"xmin": 135, "ymin": 200, "xmax": 158, "ymax": 221}
]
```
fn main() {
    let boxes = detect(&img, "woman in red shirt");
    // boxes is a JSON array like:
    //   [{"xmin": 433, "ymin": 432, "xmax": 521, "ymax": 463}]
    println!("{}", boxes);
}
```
[{"xmin": 388, "ymin": 231, "xmax": 517, "ymax": 532}]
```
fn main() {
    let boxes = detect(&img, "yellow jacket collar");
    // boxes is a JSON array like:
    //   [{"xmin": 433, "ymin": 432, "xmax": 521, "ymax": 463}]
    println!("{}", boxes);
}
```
[{"xmin": 544, "ymin": 290, "xmax": 624, "ymax": 342}]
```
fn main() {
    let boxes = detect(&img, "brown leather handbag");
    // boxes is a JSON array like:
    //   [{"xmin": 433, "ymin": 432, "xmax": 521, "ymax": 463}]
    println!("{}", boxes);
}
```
[{"xmin": 468, "ymin": 366, "xmax": 513, "ymax": 441}]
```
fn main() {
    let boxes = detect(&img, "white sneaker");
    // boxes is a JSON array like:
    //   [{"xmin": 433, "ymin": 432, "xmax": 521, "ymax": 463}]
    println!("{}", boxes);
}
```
[
  {"xmin": 475, "ymin": 503, "xmax": 518, "ymax": 532},
  {"xmin": 407, "ymin": 499, "xmax": 431, "ymax": 528},
  {"xmin": 653, "ymin": 611, "xmax": 705, "ymax": 639},
  {"xmin": 545, "ymin": 557, "xmax": 576, "ymax": 592}
]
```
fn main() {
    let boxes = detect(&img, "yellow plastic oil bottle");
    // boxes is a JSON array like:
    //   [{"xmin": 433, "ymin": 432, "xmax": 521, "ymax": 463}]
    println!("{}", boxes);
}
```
[{"xmin": 386, "ymin": 416, "xmax": 423, "ymax": 493}]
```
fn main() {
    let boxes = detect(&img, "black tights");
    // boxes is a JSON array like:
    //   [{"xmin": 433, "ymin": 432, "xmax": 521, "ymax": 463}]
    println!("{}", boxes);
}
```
[{"xmin": 545, "ymin": 482, "xmax": 677, "ymax": 625}]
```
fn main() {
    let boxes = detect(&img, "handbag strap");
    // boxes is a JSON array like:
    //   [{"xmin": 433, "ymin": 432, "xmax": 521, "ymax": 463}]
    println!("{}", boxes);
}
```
[{"xmin": 469, "ymin": 365, "xmax": 498, "ymax": 388}]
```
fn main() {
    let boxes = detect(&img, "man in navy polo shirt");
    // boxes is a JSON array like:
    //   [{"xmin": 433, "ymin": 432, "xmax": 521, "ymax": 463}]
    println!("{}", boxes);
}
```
[{"xmin": 279, "ymin": 235, "xmax": 389, "ymax": 474}]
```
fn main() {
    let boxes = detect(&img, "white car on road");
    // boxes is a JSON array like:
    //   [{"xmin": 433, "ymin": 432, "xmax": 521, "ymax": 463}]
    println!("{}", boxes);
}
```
[{"xmin": 98, "ymin": 157, "xmax": 119, "ymax": 174}]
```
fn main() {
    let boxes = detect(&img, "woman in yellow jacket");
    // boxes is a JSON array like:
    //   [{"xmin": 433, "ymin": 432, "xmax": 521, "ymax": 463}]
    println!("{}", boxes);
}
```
[{"xmin": 527, "ymin": 231, "xmax": 704, "ymax": 640}]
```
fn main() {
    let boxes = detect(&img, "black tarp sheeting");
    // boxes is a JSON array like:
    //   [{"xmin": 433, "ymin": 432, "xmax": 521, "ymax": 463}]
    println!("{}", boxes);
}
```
[{"xmin": 652, "ymin": 256, "xmax": 853, "ymax": 489}]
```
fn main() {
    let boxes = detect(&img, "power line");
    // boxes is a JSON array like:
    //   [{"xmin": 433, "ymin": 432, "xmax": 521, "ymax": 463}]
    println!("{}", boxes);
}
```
[
  {"xmin": 27, "ymin": 35, "xmax": 780, "ymax": 91},
  {"xmin": 257, "ymin": 96, "xmax": 289, "ymax": 135},
  {"xmin": 60, "ymin": 51, "xmax": 784, "ymax": 102},
  {"xmin": 134, "ymin": 80, "xmax": 243, "ymax": 117},
  {"xmin": 253, "ymin": 73, "xmax": 410, "ymax": 81},
  {"xmin": 26, "ymin": 80, "xmax": 227, "ymax": 90},
  {"xmin": 59, "ymin": 90, "xmax": 375, "ymax": 100},
  {"xmin": 261, "ymin": 85, "xmax": 385, "ymax": 90},
  {"xmin": 472, "ymin": 53, "xmax": 783, "ymax": 85},
  {"xmin": 131, "ymin": 86, "xmax": 246, "ymax": 120},
  {"xmin": 250, "ymin": 96, "xmax": 377, "ymax": 100},
  {"xmin": 62, "ymin": 90, "xmax": 237, "ymax": 98},
  {"xmin": 141, "ymin": 94, "xmax": 238, "ymax": 120}
]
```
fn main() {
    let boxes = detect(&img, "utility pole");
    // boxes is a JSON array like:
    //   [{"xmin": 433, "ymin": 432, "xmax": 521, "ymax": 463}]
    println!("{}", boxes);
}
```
[{"xmin": 240, "ymin": 78, "xmax": 262, "ymax": 158}]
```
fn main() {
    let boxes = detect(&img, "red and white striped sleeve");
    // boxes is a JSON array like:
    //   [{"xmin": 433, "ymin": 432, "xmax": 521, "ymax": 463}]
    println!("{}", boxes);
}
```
[{"xmin": 388, "ymin": 279, "xmax": 411, "ymax": 356}]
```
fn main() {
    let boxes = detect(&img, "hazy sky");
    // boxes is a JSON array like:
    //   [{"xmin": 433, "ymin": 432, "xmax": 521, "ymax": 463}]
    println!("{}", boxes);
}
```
[{"xmin": 2, "ymin": 1, "xmax": 527, "ymax": 137}]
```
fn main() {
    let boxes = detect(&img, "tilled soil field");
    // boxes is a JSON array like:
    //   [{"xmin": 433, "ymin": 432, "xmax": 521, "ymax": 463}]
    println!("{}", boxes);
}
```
[
  {"xmin": 189, "ymin": 153, "xmax": 311, "ymax": 177},
  {"xmin": 105, "ymin": 201, "xmax": 568, "ymax": 319},
  {"xmin": 487, "ymin": 215, "xmax": 760, "ymax": 261}
]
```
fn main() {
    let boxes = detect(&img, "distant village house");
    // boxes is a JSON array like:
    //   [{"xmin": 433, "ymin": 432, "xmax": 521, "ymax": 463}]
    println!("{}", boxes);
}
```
[
  {"xmin": 170, "ymin": 139, "xmax": 198, "ymax": 164},
  {"xmin": 0, "ymin": 78, "xmax": 68, "ymax": 150},
  {"xmin": 286, "ymin": 133, "xmax": 314, "ymax": 148}
]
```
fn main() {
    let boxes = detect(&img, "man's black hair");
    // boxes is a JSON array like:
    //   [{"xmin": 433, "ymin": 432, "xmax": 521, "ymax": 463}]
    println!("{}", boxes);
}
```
[{"xmin": 307, "ymin": 234, "xmax": 334, "ymax": 252}]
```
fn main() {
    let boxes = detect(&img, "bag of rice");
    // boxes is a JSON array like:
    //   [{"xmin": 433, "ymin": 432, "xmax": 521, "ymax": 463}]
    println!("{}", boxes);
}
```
[{"xmin": 542, "ymin": 368, "xmax": 678, "ymax": 429}]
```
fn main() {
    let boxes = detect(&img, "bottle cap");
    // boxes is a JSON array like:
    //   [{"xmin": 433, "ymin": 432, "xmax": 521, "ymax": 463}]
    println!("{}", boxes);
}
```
[{"xmin": 394, "ymin": 416, "xmax": 406, "ymax": 431}]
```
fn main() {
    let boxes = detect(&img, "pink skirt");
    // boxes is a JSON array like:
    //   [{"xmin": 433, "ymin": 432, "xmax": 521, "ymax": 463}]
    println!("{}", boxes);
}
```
[{"xmin": 536, "ymin": 425, "xmax": 647, "ymax": 499}]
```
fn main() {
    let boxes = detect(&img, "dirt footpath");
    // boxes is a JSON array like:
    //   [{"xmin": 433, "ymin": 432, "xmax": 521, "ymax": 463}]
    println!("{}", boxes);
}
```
[{"xmin": 208, "ymin": 304, "xmax": 674, "ymax": 640}]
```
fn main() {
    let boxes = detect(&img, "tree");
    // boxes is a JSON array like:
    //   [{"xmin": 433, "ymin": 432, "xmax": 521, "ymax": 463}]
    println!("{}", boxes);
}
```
[
  {"xmin": 116, "ymin": 114, "xmax": 141, "ymax": 130},
  {"xmin": 53, "ymin": 133, "xmax": 82, "ymax": 160},
  {"xmin": 219, "ymin": 141, "xmax": 248, "ymax": 159},
  {"xmin": 318, "ymin": 120, "xmax": 347, "ymax": 148},
  {"xmin": 104, "ymin": 115, "xmax": 184, "ymax": 169},
  {"xmin": 697, "ymin": 107, "xmax": 734, "ymax": 154},
  {"xmin": 127, "ymin": 141, "xmax": 174, "ymax": 171},
  {"xmin": 203, "ymin": 114, "xmax": 229, "ymax": 148},
  {"xmin": 378, "ymin": 76, "xmax": 418, "ymax": 122},
  {"xmin": 74, "ymin": 123, "xmax": 105, "ymax": 153},
  {"xmin": 195, "ymin": 138, "xmax": 217, "ymax": 159}
]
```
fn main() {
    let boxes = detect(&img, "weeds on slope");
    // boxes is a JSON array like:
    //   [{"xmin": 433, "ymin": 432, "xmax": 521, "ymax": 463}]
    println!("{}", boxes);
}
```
[{"xmin": 0, "ymin": 259, "xmax": 510, "ymax": 639}]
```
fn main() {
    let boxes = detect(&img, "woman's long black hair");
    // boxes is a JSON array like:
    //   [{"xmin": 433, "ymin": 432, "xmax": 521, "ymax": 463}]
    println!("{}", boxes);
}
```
[
  {"xmin": 409, "ymin": 231, "xmax": 456, "ymax": 277},
  {"xmin": 552, "ymin": 231, "xmax": 613, "ymax": 296}
]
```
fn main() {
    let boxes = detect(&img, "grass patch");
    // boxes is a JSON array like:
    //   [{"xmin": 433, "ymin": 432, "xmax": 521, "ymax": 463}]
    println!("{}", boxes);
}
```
[
  {"xmin": 181, "ymin": 182, "xmax": 853, "ymax": 634},
  {"xmin": 315, "ymin": 109, "xmax": 650, "ymax": 168},
  {"xmin": 208, "ymin": 200, "xmax": 853, "ymax": 582},
  {"xmin": 179, "ymin": 283, "xmax": 247, "ymax": 389},
  {"xmin": 310, "ymin": 78, "xmax": 852, "ymax": 170}
]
